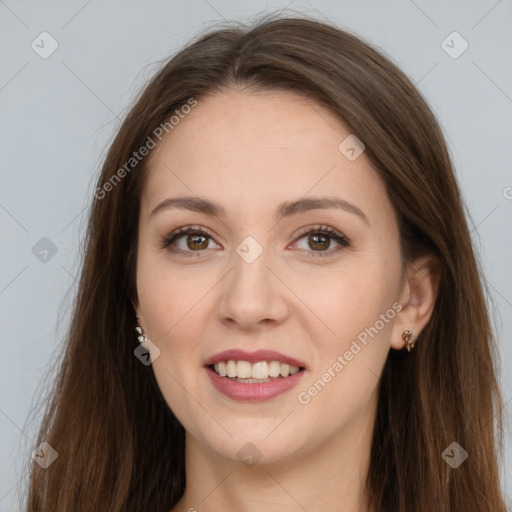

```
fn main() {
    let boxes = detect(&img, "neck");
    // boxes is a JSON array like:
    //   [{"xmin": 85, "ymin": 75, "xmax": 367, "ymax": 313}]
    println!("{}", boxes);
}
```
[{"xmin": 171, "ymin": 398, "xmax": 376, "ymax": 512}]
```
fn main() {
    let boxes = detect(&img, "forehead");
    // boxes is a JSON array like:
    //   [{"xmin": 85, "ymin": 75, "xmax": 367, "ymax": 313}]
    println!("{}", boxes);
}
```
[{"xmin": 141, "ymin": 89, "xmax": 391, "ymax": 224}]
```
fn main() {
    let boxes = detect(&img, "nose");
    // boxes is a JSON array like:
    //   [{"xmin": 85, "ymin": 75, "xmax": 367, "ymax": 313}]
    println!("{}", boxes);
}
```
[{"xmin": 217, "ymin": 246, "xmax": 290, "ymax": 331}]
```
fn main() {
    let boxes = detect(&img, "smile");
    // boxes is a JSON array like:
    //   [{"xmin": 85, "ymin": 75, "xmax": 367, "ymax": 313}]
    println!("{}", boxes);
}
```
[{"xmin": 211, "ymin": 360, "xmax": 302, "ymax": 380}]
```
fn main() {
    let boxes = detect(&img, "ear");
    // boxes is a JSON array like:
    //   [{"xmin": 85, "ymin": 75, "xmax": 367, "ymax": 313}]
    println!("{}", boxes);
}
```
[{"xmin": 390, "ymin": 254, "xmax": 440, "ymax": 350}]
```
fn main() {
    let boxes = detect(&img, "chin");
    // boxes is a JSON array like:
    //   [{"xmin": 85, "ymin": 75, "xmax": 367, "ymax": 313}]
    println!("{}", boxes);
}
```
[{"xmin": 191, "ymin": 417, "xmax": 313, "ymax": 467}]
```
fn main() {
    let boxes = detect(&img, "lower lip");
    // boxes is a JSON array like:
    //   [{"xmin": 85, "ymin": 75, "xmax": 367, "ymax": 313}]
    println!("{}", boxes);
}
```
[{"xmin": 205, "ymin": 366, "xmax": 306, "ymax": 402}]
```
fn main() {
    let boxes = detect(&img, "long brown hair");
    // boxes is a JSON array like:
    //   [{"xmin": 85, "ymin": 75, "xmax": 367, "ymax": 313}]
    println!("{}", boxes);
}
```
[{"xmin": 23, "ymin": 12, "xmax": 508, "ymax": 512}]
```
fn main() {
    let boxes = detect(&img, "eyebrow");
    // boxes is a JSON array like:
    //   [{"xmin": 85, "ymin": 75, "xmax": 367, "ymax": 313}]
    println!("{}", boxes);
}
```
[{"xmin": 149, "ymin": 195, "xmax": 369, "ymax": 225}]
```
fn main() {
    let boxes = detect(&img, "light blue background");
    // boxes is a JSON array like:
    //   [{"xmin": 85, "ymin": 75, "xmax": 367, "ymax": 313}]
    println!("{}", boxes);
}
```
[{"xmin": 1, "ymin": 1, "xmax": 511, "ymax": 510}]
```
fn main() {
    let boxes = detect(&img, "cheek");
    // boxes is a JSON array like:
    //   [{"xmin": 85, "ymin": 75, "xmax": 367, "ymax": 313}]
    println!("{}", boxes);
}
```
[
  {"xmin": 295, "ymin": 257, "xmax": 400, "ymax": 344},
  {"xmin": 136, "ymin": 255, "xmax": 208, "ymax": 423},
  {"xmin": 136, "ymin": 245, "xmax": 204, "ymax": 336},
  {"xmin": 136, "ymin": 251, "xmax": 219, "ymax": 391},
  {"xmin": 294, "ymin": 264, "xmax": 399, "ymax": 428}
]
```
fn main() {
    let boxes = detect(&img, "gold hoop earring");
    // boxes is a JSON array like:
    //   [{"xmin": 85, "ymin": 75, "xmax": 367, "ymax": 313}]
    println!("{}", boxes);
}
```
[{"xmin": 402, "ymin": 329, "xmax": 415, "ymax": 352}]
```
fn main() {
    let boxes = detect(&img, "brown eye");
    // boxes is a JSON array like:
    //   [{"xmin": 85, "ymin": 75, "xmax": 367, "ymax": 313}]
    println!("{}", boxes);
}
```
[
  {"xmin": 293, "ymin": 226, "xmax": 350, "ymax": 257},
  {"xmin": 186, "ymin": 234, "xmax": 209, "ymax": 250},
  {"xmin": 161, "ymin": 226, "xmax": 221, "ymax": 256},
  {"xmin": 307, "ymin": 233, "xmax": 330, "ymax": 251}
]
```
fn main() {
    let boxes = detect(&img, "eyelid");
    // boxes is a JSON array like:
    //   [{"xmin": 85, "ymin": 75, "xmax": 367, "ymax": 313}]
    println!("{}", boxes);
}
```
[
  {"xmin": 293, "ymin": 224, "xmax": 345, "ymax": 240},
  {"xmin": 289, "ymin": 225, "xmax": 350, "ymax": 256},
  {"xmin": 160, "ymin": 225, "xmax": 219, "ymax": 254}
]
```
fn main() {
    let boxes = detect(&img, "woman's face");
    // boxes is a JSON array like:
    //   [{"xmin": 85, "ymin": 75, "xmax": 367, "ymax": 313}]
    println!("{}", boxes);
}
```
[{"xmin": 135, "ymin": 89, "xmax": 408, "ymax": 464}]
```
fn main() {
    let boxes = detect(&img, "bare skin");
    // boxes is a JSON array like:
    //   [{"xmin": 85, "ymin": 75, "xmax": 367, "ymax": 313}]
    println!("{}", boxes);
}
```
[{"xmin": 134, "ymin": 89, "xmax": 438, "ymax": 512}]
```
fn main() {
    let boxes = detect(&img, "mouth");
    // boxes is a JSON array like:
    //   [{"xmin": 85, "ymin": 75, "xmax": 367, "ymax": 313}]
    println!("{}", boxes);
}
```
[
  {"xmin": 206, "ymin": 360, "xmax": 306, "ymax": 383},
  {"xmin": 203, "ymin": 350, "xmax": 307, "ymax": 402},
  {"xmin": 203, "ymin": 348, "xmax": 307, "ymax": 381}
]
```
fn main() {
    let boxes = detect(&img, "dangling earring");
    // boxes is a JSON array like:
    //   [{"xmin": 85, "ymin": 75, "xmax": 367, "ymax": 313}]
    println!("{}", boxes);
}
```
[
  {"xmin": 402, "ymin": 329, "xmax": 415, "ymax": 352},
  {"xmin": 135, "ymin": 322, "xmax": 149, "ymax": 343}
]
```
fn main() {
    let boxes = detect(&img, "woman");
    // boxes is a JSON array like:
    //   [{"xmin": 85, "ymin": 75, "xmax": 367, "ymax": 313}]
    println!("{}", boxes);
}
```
[{"xmin": 25, "ymin": 13, "xmax": 508, "ymax": 512}]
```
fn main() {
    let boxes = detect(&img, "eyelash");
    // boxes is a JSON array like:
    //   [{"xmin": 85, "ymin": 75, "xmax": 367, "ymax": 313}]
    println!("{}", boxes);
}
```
[{"xmin": 160, "ymin": 224, "xmax": 350, "ymax": 258}]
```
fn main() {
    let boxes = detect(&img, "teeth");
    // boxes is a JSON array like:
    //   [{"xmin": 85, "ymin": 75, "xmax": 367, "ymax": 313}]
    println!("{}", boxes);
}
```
[
  {"xmin": 218, "ymin": 361, "xmax": 227, "ymax": 377},
  {"xmin": 237, "ymin": 361, "xmax": 252, "ymax": 379},
  {"xmin": 212, "ymin": 360, "xmax": 301, "ymax": 380},
  {"xmin": 252, "ymin": 361, "xmax": 268, "ymax": 379},
  {"xmin": 226, "ymin": 360, "xmax": 237, "ymax": 378},
  {"xmin": 268, "ymin": 361, "xmax": 281, "ymax": 378}
]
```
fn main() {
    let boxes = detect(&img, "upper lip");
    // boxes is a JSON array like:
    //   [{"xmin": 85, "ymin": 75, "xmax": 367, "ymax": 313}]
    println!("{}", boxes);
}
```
[{"xmin": 204, "ymin": 349, "xmax": 307, "ymax": 370}]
